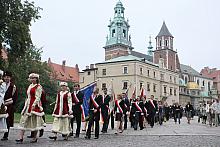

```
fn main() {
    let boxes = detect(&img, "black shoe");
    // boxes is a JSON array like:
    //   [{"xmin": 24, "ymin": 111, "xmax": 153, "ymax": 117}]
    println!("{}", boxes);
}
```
[
  {"xmin": 1, "ymin": 137, "xmax": 8, "ymax": 141},
  {"xmin": 63, "ymin": 136, "xmax": 68, "ymax": 141},
  {"xmin": 69, "ymin": 132, "xmax": 73, "ymax": 136},
  {"xmin": 39, "ymin": 129, "xmax": 44, "ymax": 137},
  {"xmin": 85, "ymin": 136, "xmax": 90, "ymax": 139},
  {"xmin": 15, "ymin": 139, "xmax": 23, "ymax": 143},
  {"xmin": 74, "ymin": 135, "xmax": 79, "ymax": 138},
  {"xmin": 94, "ymin": 137, "xmax": 99, "ymax": 139},
  {"xmin": 49, "ymin": 136, "xmax": 57, "ymax": 141},
  {"xmin": 30, "ymin": 139, "xmax": 38, "ymax": 143},
  {"xmin": 27, "ymin": 135, "xmax": 33, "ymax": 138}
]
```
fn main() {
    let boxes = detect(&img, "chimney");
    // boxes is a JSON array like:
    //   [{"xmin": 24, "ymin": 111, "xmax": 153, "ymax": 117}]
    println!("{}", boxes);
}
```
[
  {"xmin": 48, "ymin": 58, "xmax": 51, "ymax": 64},
  {"xmin": 75, "ymin": 64, "xmax": 79, "ymax": 72},
  {"xmin": 62, "ymin": 60, "xmax": 66, "ymax": 71},
  {"xmin": 90, "ymin": 64, "xmax": 94, "ymax": 69},
  {"xmin": 86, "ymin": 66, "xmax": 89, "ymax": 69}
]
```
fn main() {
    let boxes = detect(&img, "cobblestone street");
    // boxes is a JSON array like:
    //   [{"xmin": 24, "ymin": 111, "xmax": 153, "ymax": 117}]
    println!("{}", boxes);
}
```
[{"xmin": 1, "ymin": 117, "xmax": 220, "ymax": 147}]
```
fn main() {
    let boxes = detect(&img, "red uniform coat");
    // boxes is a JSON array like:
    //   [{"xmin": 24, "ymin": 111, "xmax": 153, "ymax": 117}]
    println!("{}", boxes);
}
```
[
  {"xmin": 52, "ymin": 91, "xmax": 73, "ymax": 118},
  {"xmin": 21, "ymin": 84, "xmax": 44, "ymax": 116}
]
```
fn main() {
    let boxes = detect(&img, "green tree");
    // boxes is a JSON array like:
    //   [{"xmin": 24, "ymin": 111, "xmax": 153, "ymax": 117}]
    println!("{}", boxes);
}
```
[{"xmin": 0, "ymin": 0, "xmax": 58, "ymax": 113}]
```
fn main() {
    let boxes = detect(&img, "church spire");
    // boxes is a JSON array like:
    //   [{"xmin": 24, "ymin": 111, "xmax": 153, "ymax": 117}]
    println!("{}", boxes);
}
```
[
  {"xmin": 157, "ymin": 21, "xmax": 173, "ymax": 37},
  {"xmin": 147, "ymin": 36, "xmax": 153, "ymax": 56},
  {"xmin": 105, "ymin": 0, "xmax": 132, "ymax": 47},
  {"xmin": 104, "ymin": 0, "xmax": 133, "ymax": 61}
]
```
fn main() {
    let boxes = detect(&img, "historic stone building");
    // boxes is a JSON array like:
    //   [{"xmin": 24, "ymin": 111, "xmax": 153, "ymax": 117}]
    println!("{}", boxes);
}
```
[{"xmin": 79, "ymin": 1, "xmax": 179, "ymax": 105}]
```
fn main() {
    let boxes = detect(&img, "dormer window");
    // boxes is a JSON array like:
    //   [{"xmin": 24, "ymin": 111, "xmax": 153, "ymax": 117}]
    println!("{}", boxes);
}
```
[
  {"xmin": 112, "ymin": 29, "xmax": 115, "ymax": 37},
  {"xmin": 123, "ymin": 30, "xmax": 126, "ymax": 38}
]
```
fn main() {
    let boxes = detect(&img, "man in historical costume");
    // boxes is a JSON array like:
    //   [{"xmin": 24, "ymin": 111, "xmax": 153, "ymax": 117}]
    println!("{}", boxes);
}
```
[
  {"xmin": 70, "ymin": 83, "xmax": 84, "ymax": 138},
  {"xmin": 131, "ymin": 97, "xmax": 144, "ymax": 130},
  {"xmin": 85, "ymin": 88, "xmax": 103, "ymax": 139},
  {"xmin": 1, "ymin": 71, "xmax": 18, "ymax": 141},
  {"xmin": 49, "ymin": 82, "xmax": 73, "ymax": 141},
  {"xmin": 101, "ymin": 88, "xmax": 111, "ymax": 133},
  {"xmin": 122, "ymin": 92, "xmax": 130, "ymax": 130},
  {"xmin": 0, "ymin": 71, "xmax": 8, "ymax": 134},
  {"xmin": 145, "ymin": 95, "xmax": 158, "ymax": 128}
]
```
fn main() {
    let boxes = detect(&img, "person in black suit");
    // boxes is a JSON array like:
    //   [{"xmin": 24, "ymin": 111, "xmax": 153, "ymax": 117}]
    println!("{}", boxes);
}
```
[
  {"xmin": 122, "ymin": 93, "xmax": 130, "ymax": 130},
  {"xmin": 70, "ymin": 83, "xmax": 84, "ymax": 138},
  {"xmin": 85, "ymin": 88, "xmax": 103, "ymax": 139},
  {"xmin": 101, "ymin": 88, "xmax": 111, "ymax": 133},
  {"xmin": 145, "ymin": 95, "xmax": 158, "ymax": 128}
]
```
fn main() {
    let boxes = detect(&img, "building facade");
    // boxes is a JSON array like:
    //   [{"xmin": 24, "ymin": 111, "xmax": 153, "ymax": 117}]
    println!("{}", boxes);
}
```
[{"xmin": 80, "ymin": 1, "xmax": 179, "ymax": 105}]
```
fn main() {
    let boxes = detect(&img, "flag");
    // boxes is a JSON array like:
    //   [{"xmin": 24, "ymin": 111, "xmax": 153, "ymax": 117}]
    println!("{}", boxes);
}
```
[
  {"xmin": 131, "ymin": 87, "xmax": 136, "ymax": 100},
  {"xmin": 108, "ymin": 80, "xmax": 115, "ymax": 114},
  {"xmin": 80, "ymin": 82, "xmax": 97, "ymax": 121},
  {"xmin": 140, "ymin": 86, "xmax": 146, "ymax": 99}
]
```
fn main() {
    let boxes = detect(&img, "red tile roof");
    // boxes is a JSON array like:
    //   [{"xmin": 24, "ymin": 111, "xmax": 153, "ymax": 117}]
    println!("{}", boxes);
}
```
[
  {"xmin": 201, "ymin": 67, "xmax": 220, "ymax": 82},
  {"xmin": 48, "ymin": 58, "xmax": 79, "ymax": 83}
]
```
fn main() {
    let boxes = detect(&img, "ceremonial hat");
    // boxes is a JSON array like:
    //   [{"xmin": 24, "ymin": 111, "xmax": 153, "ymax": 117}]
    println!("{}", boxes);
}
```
[
  {"xmin": 60, "ymin": 82, "xmax": 68, "ymax": 87},
  {"xmin": 3, "ymin": 71, "xmax": 12, "ymax": 77},
  {"xmin": 29, "ymin": 73, "xmax": 40, "ymax": 78}
]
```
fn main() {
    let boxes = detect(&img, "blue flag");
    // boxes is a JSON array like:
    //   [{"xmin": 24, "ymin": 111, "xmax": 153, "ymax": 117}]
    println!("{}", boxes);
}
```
[{"xmin": 80, "ymin": 82, "xmax": 96, "ymax": 119}]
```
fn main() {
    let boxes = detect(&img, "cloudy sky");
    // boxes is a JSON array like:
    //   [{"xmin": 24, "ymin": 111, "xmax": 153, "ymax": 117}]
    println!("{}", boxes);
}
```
[{"xmin": 30, "ymin": 0, "xmax": 220, "ymax": 72}]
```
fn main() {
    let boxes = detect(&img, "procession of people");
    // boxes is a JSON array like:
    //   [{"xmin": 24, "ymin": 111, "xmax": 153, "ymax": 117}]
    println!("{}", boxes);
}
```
[{"xmin": 0, "ymin": 70, "xmax": 220, "ymax": 144}]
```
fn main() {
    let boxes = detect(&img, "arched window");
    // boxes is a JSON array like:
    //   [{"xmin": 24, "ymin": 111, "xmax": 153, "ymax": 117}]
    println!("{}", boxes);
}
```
[{"xmin": 112, "ymin": 29, "xmax": 115, "ymax": 37}]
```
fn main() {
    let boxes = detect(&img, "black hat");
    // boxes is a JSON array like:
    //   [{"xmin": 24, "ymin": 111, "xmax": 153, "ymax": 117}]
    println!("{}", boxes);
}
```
[{"xmin": 3, "ymin": 71, "xmax": 12, "ymax": 77}]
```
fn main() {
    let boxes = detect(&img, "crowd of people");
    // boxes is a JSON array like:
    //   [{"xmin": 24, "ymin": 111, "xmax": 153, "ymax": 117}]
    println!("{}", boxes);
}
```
[{"xmin": 0, "ymin": 71, "xmax": 220, "ymax": 144}]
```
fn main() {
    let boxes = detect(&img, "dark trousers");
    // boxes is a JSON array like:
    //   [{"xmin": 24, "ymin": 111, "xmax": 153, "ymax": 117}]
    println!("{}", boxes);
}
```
[
  {"xmin": 133, "ymin": 112, "xmax": 143, "ymax": 130},
  {"xmin": 3, "ymin": 126, "xmax": 10, "ymax": 138},
  {"xmin": 71, "ymin": 112, "xmax": 81, "ymax": 136},
  {"xmin": 124, "ymin": 114, "xmax": 128, "ymax": 129},
  {"xmin": 174, "ymin": 113, "xmax": 181, "ymax": 124},
  {"xmin": 86, "ymin": 110, "xmax": 100, "ymax": 138},
  {"xmin": 149, "ymin": 113, "xmax": 155, "ymax": 127},
  {"xmin": 130, "ymin": 112, "xmax": 135, "ymax": 128},
  {"xmin": 110, "ymin": 111, "xmax": 114, "ymax": 129},
  {"xmin": 101, "ymin": 110, "xmax": 109, "ymax": 132}
]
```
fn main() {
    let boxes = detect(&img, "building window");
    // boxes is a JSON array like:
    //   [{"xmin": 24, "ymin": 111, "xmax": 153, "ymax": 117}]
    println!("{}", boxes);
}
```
[
  {"xmin": 185, "ymin": 77, "xmax": 188, "ymax": 84},
  {"xmin": 147, "ymin": 70, "xmax": 150, "ymax": 77},
  {"xmin": 88, "ymin": 71, "xmax": 91, "ymax": 75},
  {"xmin": 102, "ymin": 69, "xmax": 106, "ymax": 76},
  {"xmin": 174, "ymin": 89, "xmax": 177, "ymax": 96},
  {"xmin": 123, "ymin": 66, "xmax": 128, "ymax": 74},
  {"xmin": 147, "ymin": 83, "xmax": 150, "ymax": 91},
  {"xmin": 140, "ymin": 68, "xmax": 143, "ymax": 75},
  {"xmin": 140, "ymin": 82, "xmax": 143, "ymax": 90},
  {"xmin": 102, "ymin": 83, "xmax": 106, "ymax": 90},
  {"xmin": 203, "ymin": 80, "xmax": 205, "ymax": 86},
  {"xmin": 159, "ymin": 40, "xmax": 162, "ymax": 46},
  {"xmin": 123, "ymin": 81, "xmax": 128, "ymax": 90},
  {"xmin": 165, "ymin": 40, "xmax": 168, "ymax": 46},
  {"xmin": 153, "ymin": 71, "xmax": 156, "ymax": 78},
  {"xmin": 197, "ymin": 79, "xmax": 200, "ymax": 86},
  {"xmin": 170, "ymin": 76, "xmax": 172, "ymax": 82},
  {"xmin": 174, "ymin": 77, "xmax": 176, "ymax": 84},
  {"xmin": 160, "ymin": 74, "xmax": 164, "ymax": 81},
  {"xmin": 164, "ymin": 86, "xmax": 167, "ymax": 94},
  {"xmin": 112, "ymin": 29, "xmax": 115, "ymax": 37},
  {"xmin": 170, "ymin": 88, "xmax": 173, "ymax": 95},
  {"xmin": 123, "ymin": 29, "xmax": 126, "ymax": 38},
  {"xmin": 153, "ymin": 84, "xmax": 156, "ymax": 92}
]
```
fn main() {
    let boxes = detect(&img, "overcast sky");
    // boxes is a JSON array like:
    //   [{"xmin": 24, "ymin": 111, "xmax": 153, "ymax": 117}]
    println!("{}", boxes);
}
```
[{"xmin": 30, "ymin": 0, "xmax": 220, "ymax": 72}]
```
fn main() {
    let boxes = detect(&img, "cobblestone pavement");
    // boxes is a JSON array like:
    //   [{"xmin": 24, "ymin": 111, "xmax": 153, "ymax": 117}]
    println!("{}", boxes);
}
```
[{"xmin": 1, "ymin": 117, "xmax": 220, "ymax": 147}]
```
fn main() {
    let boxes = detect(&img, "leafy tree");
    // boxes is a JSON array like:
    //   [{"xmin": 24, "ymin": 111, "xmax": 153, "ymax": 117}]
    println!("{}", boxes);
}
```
[{"xmin": 0, "ymin": 0, "xmax": 58, "ymax": 113}]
